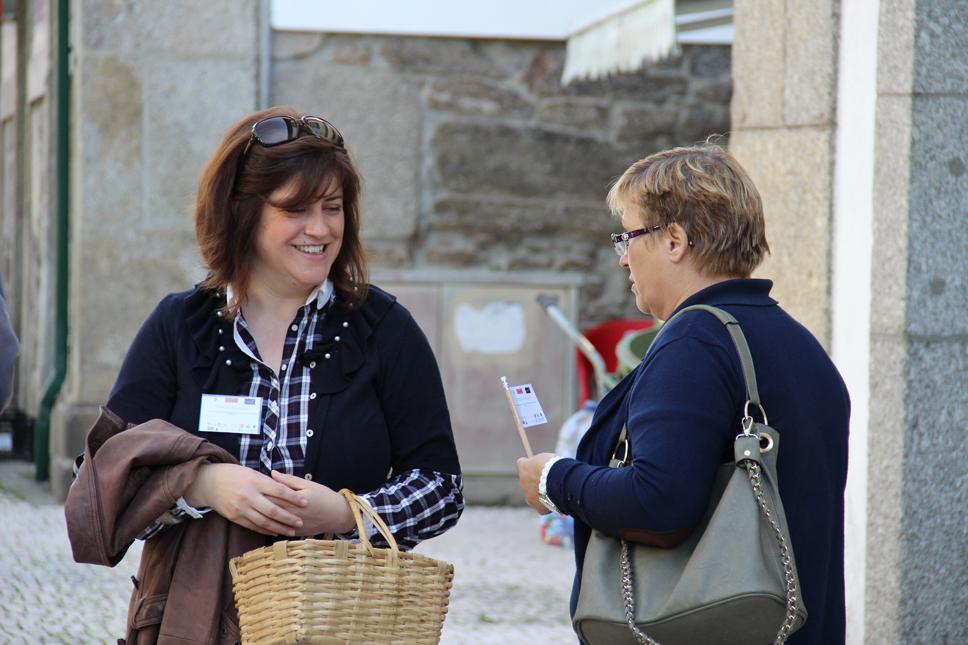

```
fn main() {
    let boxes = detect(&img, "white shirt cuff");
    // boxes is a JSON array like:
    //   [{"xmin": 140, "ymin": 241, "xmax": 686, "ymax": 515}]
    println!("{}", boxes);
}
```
[
  {"xmin": 174, "ymin": 496, "xmax": 211, "ymax": 519},
  {"xmin": 538, "ymin": 455, "xmax": 566, "ymax": 514}
]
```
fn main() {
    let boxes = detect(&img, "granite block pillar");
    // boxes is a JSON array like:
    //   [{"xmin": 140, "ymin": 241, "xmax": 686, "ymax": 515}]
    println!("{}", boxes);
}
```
[
  {"xmin": 49, "ymin": 0, "xmax": 261, "ymax": 498},
  {"xmin": 866, "ymin": 1, "xmax": 968, "ymax": 642}
]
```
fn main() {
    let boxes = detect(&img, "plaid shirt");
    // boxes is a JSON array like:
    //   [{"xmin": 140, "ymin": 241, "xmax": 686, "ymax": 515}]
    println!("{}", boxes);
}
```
[
  {"xmin": 232, "ymin": 286, "xmax": 325, "ymax": 475},
  {"xmin": 115, "ymin": 281, "xmax": 462, "ymax": 548}
]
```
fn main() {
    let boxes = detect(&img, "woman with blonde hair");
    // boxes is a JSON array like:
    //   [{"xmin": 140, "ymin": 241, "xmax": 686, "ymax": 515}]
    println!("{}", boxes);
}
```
[{"xmin": 517, "ymin": 145, "xmax": 849, "ymax": 644}]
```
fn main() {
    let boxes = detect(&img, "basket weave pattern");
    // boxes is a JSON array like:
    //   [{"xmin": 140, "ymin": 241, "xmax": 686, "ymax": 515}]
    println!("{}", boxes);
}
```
[{"xmin": 230, "ymin": 490, "xmax": 454, "ymax": 644}]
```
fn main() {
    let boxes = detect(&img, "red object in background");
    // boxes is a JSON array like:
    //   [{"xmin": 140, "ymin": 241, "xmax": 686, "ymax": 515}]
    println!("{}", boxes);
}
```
[{"xmin": 576, "ymin": 318, "xmax": 654, "ymax": 405}]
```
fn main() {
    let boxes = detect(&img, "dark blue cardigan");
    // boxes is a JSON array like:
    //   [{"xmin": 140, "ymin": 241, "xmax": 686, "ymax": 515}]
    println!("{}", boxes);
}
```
[
  {"xmin": 106, "ymin": 284, "xmax": 461, "ymax": 492},
  {"xmin": 548, "ymin": 279, "xmax": 849, "ymax": 645}
]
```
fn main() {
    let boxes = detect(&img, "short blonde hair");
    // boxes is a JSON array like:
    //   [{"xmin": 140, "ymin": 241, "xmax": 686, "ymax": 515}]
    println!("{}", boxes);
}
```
[{"xmin": 607, "ymin": 145, "xmax": 769, "ymax": 277}]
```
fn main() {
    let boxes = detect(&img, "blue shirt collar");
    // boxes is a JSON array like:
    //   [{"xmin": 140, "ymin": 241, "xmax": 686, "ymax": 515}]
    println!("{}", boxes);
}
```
[{"xmin": 671, "ymin": 278, "xmax": 777, "ymax": 316}]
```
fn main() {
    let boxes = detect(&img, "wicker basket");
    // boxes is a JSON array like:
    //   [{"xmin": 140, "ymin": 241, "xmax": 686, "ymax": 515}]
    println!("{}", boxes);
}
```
[{"xmin": 229, "ymin": 489, "xmax": 455, "ymax": 644}]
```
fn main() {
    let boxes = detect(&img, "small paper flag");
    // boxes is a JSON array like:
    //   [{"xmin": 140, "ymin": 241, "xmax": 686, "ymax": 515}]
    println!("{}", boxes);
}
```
[{"xmin": 508, "ymin": 383, "xmax": 548, "ymax": 428}]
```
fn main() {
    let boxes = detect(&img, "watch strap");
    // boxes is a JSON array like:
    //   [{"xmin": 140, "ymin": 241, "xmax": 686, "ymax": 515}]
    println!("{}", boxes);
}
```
[{"xmin": 538, "ymin": 455, "xmax": 565, "ymax": 514}]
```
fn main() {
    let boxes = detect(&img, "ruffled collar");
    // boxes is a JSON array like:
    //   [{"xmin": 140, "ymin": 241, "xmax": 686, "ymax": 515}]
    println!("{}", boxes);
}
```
[{"xmin": 183, "ymin": 284, "xmax": 396, "ymax": 394}]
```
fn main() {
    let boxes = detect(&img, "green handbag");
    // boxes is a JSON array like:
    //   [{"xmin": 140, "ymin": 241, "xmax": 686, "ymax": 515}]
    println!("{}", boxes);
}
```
[{"xmin": 573, "ymin": 305, "xmax": 808, "ymax": 645}]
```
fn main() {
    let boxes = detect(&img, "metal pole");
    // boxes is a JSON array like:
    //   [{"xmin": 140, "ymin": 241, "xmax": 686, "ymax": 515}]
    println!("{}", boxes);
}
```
[{"xmin": 35, "ymin": 0, "xmax": 70, "ymax": 481}]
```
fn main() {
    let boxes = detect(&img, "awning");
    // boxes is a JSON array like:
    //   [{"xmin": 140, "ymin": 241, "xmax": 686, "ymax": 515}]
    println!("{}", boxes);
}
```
[{"xmin": 561, "ymin": 0, "xmax": 733, "ymax": 84}]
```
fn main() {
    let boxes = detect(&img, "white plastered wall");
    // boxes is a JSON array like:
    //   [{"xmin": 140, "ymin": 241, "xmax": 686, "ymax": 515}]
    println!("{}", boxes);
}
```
[{"xmin": 832, "ymin": 1, "xmax": 879, "ymax": 643}]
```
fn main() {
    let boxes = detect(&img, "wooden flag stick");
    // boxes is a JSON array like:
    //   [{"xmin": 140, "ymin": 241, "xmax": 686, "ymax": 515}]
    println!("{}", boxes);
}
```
[{"xmin": 501, "ymin": 376, "xmax": 534, "ymax": 458}]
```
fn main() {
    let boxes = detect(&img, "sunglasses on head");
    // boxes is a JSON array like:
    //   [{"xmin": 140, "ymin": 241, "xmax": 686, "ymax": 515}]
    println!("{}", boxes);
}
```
[{"xmin": 237, "ymin": 115, "xmax": 345, "ymax": 174}]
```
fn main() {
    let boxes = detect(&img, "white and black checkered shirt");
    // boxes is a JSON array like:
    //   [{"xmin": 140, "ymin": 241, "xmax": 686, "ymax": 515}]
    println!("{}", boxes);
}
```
[
  {"xmin": 232, "ymin": 287, "xmax": 322, "ymax": 475},
  {"xmin": 119, "ymin": 281, "xmax": 462, "ymax": 549}
]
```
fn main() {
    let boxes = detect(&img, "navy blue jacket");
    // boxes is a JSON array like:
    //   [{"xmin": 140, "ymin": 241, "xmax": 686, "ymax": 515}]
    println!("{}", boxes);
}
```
[
  {"xmin": 548, "ymin": 279, "xmax": 849, "ymax": 645},
  {"xmin": 0, "ymin": 280, "xmax": 18, "ymax": 411},
  {"xmin": 106, "ymin": 284, "xmax": 461, "ymax": 493}
]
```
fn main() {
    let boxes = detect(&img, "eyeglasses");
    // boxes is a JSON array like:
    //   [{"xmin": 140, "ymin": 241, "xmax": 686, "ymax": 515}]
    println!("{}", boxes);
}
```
[
  {"xmin": 610, "ymin": 225, "xmax": 661, "ymax": 256},
  {"xmin": 238, "ymin": 115, "xmax": 345, "ymax": 172}
]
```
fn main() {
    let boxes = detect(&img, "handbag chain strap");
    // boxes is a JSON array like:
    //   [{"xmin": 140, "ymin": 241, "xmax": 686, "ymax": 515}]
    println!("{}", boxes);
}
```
[
  {"xmin": 619, "ymin": 460, "xmax": 800, "ymax": 644},
  {"xmin": 745, "ymin": 460, "xmax": 800, "ymax": 643},
  {"xmin": 614, "ymin": 304, "xmax": 801, "ymax": 645},
  {"xmin": 620, "ymin": 540, "xmax": 659, "ymax": 645}
]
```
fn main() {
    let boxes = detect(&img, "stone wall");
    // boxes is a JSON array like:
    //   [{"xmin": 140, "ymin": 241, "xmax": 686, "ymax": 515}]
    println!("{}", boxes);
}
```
[
  {"xmin": 730, "ymin": 0, "xmax": 838, "ymax": 348},
  {"xmin": 0, "ymin": 0, "xmax": 57, "ymax": 421},
  {"xmin": 729, "ymin": 0, "xmax": 968, "ymax": 642},
  {"xmin": 866, "ymin": 0, "xmax": 968, "ymax": 642},
  {"xmin": 7, "ymin": 5, "xmax": 731, "ymax": 496},
  {"xmin": 0, "ymin": 19, "xmax": 23, "ymax": 395},
  {"xmin": 46, "ymin": 0, "xmax": 261, "ymax": 497},
  {"xmin": 271, "ymin": 34, "xmax": 732, "ymax": 328}
]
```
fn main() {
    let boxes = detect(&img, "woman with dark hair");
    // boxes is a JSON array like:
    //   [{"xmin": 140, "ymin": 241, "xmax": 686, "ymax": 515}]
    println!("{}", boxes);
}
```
[
  {"xmin": 68, "ymin": 107, "xmax": 462, "ymax": 642},
  {"xmin": 516, "ymin": 145, "xmax": 849, "ymax": 644}
]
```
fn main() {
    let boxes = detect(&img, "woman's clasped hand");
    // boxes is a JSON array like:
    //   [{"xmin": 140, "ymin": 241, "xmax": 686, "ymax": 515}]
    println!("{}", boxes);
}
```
[{"xmin": 183, "ymin": 464, "xmax": 355, "ymax": 537}]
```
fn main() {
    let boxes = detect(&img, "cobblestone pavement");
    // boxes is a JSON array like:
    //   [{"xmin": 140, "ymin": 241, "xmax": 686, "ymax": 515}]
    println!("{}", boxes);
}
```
[{"xmin": 0, "ymin": 460, "xmax": 577, "ymax": 644}]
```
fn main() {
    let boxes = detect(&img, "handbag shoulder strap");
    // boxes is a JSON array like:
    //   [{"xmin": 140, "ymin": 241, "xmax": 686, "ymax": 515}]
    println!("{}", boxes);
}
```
[
  {"xmin": 656, "ymin": 304, "xmax": 761, "ymax": 410},
  {"xmin": 611, "ymin": 304, "xmax": 805, "ymax": 644},
  {"xmin": 610, "ymin": 304, "xmax": 764, "ymax": 467}
]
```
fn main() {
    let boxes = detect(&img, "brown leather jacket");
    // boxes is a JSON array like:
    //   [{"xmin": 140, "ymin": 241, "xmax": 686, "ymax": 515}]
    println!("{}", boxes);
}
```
[{"xmin": 65, "ymin": 407, "xmax": 265, "ymax": 644}]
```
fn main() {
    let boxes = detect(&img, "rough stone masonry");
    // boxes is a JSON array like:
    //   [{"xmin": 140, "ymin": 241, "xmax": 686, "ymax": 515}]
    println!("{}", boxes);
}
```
[{"xmin": 271, "ymin": 35, "xmax": 732, "ymax": 328}]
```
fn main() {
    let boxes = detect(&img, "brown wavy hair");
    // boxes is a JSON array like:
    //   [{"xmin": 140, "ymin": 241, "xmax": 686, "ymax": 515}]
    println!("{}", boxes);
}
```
[
  {"xmin": 607, "ymin": 144, "xmax": 770, "ymax": 277},
  {"xmin": 194, "ymin": 106, "xmax": 367, "ymax": 314}
]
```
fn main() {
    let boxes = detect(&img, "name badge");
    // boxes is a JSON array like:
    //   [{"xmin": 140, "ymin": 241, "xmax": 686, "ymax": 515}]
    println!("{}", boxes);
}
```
[{"xmin": 199, "ymin": 394, "xmax": 262, "ymax": 435}]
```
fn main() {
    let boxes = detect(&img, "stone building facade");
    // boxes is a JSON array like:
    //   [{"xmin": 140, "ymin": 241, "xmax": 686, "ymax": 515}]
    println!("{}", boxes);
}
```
[
  {"xmin": 1, "ymin": 0, "xmax": 56, "ymax": 436},
  {"xmin": 2, "ymin": 1, "xmax": 965, "ymax": 642},
  {"xmin": 1, "ymin": 0, "xmax": 733, "ymax": 501},
  {"xmin": 731, "ymin": 1, "xmax": 967, "ymax": 643},
  {"xmin": 271, "ymin": 32, "xmax": 731, "ymax": 327}
]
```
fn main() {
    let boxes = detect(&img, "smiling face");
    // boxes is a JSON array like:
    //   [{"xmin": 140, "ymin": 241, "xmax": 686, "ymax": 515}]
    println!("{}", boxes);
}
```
[{"xmin": 249, "ymin": 175, "xmax": 344, "ymax": 299}]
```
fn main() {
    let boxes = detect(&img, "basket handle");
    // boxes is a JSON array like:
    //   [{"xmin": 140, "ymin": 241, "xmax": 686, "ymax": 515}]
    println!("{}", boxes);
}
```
[{"xmin": 339, "ymin": 488, "xmax": 399, "ymax": 553}]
